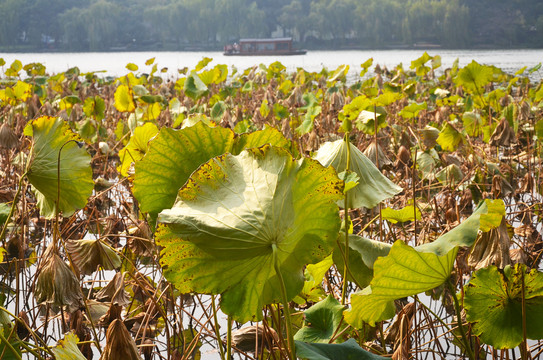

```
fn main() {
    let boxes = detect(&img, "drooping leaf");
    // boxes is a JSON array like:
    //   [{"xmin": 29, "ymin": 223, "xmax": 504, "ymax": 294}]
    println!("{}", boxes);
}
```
[
  {"xmin": 464, "ymin": 264, "xmax": 543, "ymax": 349},
  {"xmin": 294, "ymin": 295, "xmax": 345, "ymax": 343},
  {"xmin": 314, "ymin": 139, "xmax": 402, "ymax": 209},
  {"xmin": 462, "ymin": 111, "xmax": 482, "ymax": 137},
  {"xmin": 52, "ymin": 332, "xmax": 87, "ymax": 360},
  {"xmin": 24, "ymin": 116, "xmax": 93, "ymax": 218},
  {"xmin": 101, "ymin": 319, "xmax": 143, "ymax": 360},
  {"xmin": 416, "ymin": 199, "xmax": 504, "ymax": 256},
  {"xmin": 295, "ymin": 338, "xmax": 387, "ymax": 360},
  {"xmin": 157, "ymin": 145, "xmax": 343, "ymax": 322},
  {"xmin": 381, "ymin": 205, "xmax": 421, "ymax": 224},
  {"xmin": 118, "ymin": 122, "xmax": 159, "ymax": 177}
]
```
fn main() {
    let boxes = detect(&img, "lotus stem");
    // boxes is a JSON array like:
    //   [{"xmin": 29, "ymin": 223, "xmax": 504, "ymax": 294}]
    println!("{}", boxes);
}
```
[
  {"xmin": 341, "ymin": 132, "xmax": 352, "ymax": 305},
  {"xmin": 227, "ymin": 316, "xmax": 232, "ymax": 360},
  {"xmin": 211, "ymin": 295, "xmax": 226, "ymax": 360},
  {"xmin": 446, "ymin": 278, "xmax": 475, "ymax": 360},
  {"xmin": 272, "ymin": 244, "xmax": 295, "ymax": 360}
]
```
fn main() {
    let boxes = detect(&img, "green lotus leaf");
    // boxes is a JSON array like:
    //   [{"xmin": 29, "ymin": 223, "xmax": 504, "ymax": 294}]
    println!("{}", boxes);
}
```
[
  {"xmin": 232, "ymin": 126, "xmax": 289, "ymax": 155},
  {"xmin": 297, "ymin": 255, "xmax": 333, "ymax": 303},
  {"xmin": 464, "ymin": 264, "xmax": 543, "ymax": 349},
  {"xmin": 381, "ymin": 205, "xmax": 421, "ymax": 224},
  {"xmin": 417, "ymin": 199, "xmax": 505, "ymax": 255},
  {"xmin": 295, "ymin": 338, "xmax": 387, "ymax": 360},
  {"xmin": 347, "ymin": 234, "xmax": 392, "ymax": 269},
  {"xmin": 333, "ymin": 235, "xmax": 374, "ymax": 289},
  {"xmin": 454, "ymin": 60, "xmax": 494, "ymax": 95},
  {"xmin": 294, "ymin": 295, "xmax": 345, "ymax": 343},
  {"xmin": 118, "ymin": 122, "xmax": 159, "ymax": 177},
  {"xmin": 134, "ymin": 122, "xmax": 290, "ymax": 216},
  {"xmin": 436, "ymin": 122, "xmax": 463, "ymax": 152},
  {"xmin": 133, "ymin": 122, "xmax": 235, "ymax": 215},
  {"xmin": 314, "ymin": 139, "xmax": 402, "ymax": 209},
  {"xmin": 52, "ymin": 332, "xmax": 86, "ymax": 360},
  {"xmin": 399, "ymin": 101, "xmax": 427, "ymax": 119},
  {"xmin": 345, "ymin": 240, "xmax": 456, "ymax": 327},
  {"xmin": 156, "ymin": 145, "xmax": 343, "ymax": 322},
  {"xmin": 184, "ymin": 71, "xmax": 208, "ymax": 100},
  {"xmin": 24, "ymin": 116, "xmax": 93, "ymax": 218},
  {"xmin": 0, "ymin": 324, "xmax": 21, "ymax": 360}
]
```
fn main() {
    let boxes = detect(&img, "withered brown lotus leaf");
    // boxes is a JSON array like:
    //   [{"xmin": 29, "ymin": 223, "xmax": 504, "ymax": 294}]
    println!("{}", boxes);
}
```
[
  {"xmin": 100, "ymin": 319, "xmax": 142, "ymax": 360},
  {"xmin": 231, "ymin": 324, "xmax": 279, "ymax": 353},
  {"xmin": 489, "ymin": 118, "xmax": 516, "ymax": 147},
  {"xmin": 66, "ymin": 238, "xmax": 121, "ymax": 275},
  {"xmin": 364, "ymin": 141, "xmax": 392, "ymax": 170},
  {"xmin": 468, "ymin": 218, "xmax": 511, "ymax": 270},
  {"xmin": 95, "ymin": 272, "xmax": 130, "ymax": 306},
  {"xmin": 0, "ymin": 123, "xmax": 18, "ymax": 149},
  {"xmin": 99, "ymin": 303, "xmax": 122, "ymax": 328},
  {"xmin": 35, "ymin": 244, "xmax": 82, "ymax": 312},
  {"xmin": 420, "ymin": 126, "xmax": 440, "ymax": 149}
]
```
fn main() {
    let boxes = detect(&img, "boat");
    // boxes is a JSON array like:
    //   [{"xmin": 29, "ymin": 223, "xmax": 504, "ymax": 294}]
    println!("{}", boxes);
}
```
[{"xmin": 223, "ymin": 37, "xmax": 307, "ymax": 56}]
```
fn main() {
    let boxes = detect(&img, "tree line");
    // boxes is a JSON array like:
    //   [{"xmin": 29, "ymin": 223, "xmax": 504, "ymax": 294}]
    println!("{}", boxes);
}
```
[{"xmin": 0, "ymin": 0, "xmax": 542, "ymax": 51}]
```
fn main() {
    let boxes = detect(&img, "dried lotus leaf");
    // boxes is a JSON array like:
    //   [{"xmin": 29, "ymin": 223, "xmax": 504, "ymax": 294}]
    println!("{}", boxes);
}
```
[
  {"xmin": 94, "ymin": 272, "xmax": 130, "ymax": 306},
  {"xmin": 232, "ymin": 324, "xmax": 279, "ymax": 353},
  {"xmin": 100, "ymin": 319, "xmax": 142, "ymax": 360},
  {"xmin": 66, "ymin": 238, "xmax": 121, "ymax": 275},
  {"xmin": 35, "ymin": 244, "xmax": 82, "ymax": 312},
  {"xmin": 468, "ymin": 219, "xmax": 511, "ymax": 270}
]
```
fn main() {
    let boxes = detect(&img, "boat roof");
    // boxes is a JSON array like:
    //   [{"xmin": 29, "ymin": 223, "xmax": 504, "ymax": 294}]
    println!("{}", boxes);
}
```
[{"xmin": 239, "ymin": 37, "xmax": 293, "ymax": 43}]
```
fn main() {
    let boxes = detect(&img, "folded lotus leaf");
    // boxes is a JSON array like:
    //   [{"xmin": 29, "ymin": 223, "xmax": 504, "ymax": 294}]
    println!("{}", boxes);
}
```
[
  {"xmin": 35, "ymin": 245, "xmax": 82, "ymax": 311},
  {"xmin": 66, "ymin": 239, "xmax": 121, "ymax": 275},
  {"xmin": 314, "ymin": 139, "xmax": 402, "ymax": 209},
  {"xmin": 94, "ymin": 272, "xmax": 130, "ymax": 306},
  {"xmin": 100, "ymin": 319, "xmax": 142, "ymax": 360}
]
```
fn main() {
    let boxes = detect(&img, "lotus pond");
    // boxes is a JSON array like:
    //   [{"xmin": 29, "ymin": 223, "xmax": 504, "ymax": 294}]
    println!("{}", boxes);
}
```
[{"xmin": 0, "ymin": 54, "xmax": 543, "ymax": 359}]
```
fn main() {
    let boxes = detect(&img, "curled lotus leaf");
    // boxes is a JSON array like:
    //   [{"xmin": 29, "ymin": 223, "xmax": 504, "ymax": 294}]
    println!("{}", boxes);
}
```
[
  {"xmin": 314, "ymin": 139, "xmax": 402, "ymax": 209},
  {"xmin": 157, "ymin": 145, "xmax": 343, "ymax": 322},
  {"xmin": 24, "ymin": 116, "xmax": 93, "ymax": 218}
]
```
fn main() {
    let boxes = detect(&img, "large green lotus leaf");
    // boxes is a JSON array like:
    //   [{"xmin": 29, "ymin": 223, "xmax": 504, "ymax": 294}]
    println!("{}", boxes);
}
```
[
  {"xmin": 345, "ymin": 240, "xmax": 456, "ymax": 327},
  {"xmin": 294, "ymin": 295, "xmax": 345, "ymax": 343},
  {"xmin": 52, "ymin": 332, "xmax": 86, "ymax": 360},
  {"xmin": 156, "ymin": 145, "xmax": 343, "ymax": 322},
  {"xmin": 314, "ymin": 139, "xmax": 402, "ymax": 209},
  {"xmin": 464, "ymin": 264, "xmax": 543, "ymax": 349},
  {"xmin": 24, "ymin": 116, "xmax": 93, "ymax": 218},
  {"xmin": 295, "ymin": 338, "xmax": 387, "ymax": 360},
  {"xmin": 133, "ymin": 122, "xmax": 291, "ymax": 216},
  {"xmin": 133, "ymin": 121, "xmax": 235, "ymax": 215},
  {"xmin": 417, "ymin": 199, "xmax": 505, "ymax": 256},
  {"xmin": 118, "ymin": 122, "xmax": 159, "ymax": 177}
]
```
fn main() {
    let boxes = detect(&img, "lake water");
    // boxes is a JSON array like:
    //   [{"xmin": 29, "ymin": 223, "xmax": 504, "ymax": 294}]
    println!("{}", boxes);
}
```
[{"xmin": 2, "ymin": 49, "xmax": 543, "ymax": 81}]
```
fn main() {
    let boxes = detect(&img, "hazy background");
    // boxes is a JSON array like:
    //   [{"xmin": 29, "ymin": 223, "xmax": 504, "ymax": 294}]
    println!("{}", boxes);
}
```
[{"xmin": 1, "ymin": 0, "xmax": 542, "ymax": 52}]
